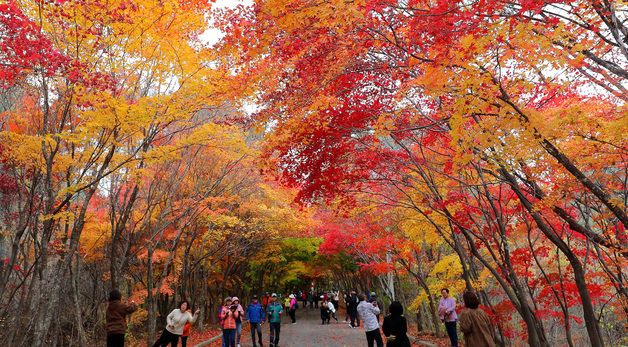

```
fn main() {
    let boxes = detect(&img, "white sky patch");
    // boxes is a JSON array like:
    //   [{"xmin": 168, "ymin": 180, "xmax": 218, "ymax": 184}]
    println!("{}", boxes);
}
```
[{"xmin": 200, "ymin": 0, "xmax": 253, "ymax": 46}]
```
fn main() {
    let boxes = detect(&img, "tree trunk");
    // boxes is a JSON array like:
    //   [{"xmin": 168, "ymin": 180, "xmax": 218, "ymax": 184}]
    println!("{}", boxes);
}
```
[{"xmin": 147, "ymin": 246, "xmax": 156, "ymax": 347}]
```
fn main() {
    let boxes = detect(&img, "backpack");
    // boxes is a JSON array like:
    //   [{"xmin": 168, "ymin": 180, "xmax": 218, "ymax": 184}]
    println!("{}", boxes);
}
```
[{"xmin": 294, "ymin": 301, "xmax": 299, "ymax": 310}]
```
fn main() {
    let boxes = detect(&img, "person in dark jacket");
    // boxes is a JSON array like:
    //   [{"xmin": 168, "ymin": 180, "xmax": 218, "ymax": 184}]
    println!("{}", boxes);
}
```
[
  {"xmin": 106, "ymin": 289, "xmax": 138, "ymax": 347},
  {"xmin": 320, "ymin": 299, "xmax": 331, "ymax": 324},
  {"xmin": 347, "ymin": 291, "xmax": 360, "ymax": 328},
  {"xmin": 245, "ymin": 295, "xmax": 266, "ymax": 347},
  {"xmin": 382, "ymin": 301, "xmax": 411, "ymax": 347}
]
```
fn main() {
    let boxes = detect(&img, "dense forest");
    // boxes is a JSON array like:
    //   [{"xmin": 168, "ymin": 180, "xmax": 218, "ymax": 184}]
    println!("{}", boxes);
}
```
[{"xmin": 0, "ymin": 0, "xmax": 625, "ymax": 346}]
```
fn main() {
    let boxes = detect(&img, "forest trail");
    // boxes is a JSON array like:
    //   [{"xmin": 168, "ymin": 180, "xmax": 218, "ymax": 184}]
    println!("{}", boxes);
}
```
[
  {"xmin": 197, "ymin": 307, "xmax": 441, "ymax": 347},
  {"xmin": 275, "ymin": 308, "xmax": 365, "ymax": 347}
]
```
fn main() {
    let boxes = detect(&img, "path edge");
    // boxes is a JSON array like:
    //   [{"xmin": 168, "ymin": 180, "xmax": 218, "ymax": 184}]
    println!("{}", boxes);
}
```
[
  {"xmin": 192, "ymin": 333, "xmax": 222, "ymax": 347},
  {"xmin": 408, "ymin": 334, "xmax": 440, "ymax": 347}
]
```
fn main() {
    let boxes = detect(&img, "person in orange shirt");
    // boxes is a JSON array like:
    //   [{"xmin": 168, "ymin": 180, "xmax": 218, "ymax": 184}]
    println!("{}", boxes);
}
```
[
  {"xmin": 181, "ymin": 309, "xmax": 193, "ymax": 347},
  {"xmin": 221, "ymin": 297, "xmax": 240, "ymax": 347},
  {"xmin": 261, "ymin": 292, "xmax": 270, "ymax": 309}
]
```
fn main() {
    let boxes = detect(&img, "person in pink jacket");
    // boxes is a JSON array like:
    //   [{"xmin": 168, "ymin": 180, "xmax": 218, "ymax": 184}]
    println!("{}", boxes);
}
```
[{"xmin": 288, "ymin": 294, "xmax": 298, "ymax": 324}]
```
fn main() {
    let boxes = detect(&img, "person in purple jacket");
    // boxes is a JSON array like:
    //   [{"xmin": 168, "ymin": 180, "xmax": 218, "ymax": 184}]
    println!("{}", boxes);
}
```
[{"xmin": 438, "ymin": 288, "xmax": 459, "ymax": 347}]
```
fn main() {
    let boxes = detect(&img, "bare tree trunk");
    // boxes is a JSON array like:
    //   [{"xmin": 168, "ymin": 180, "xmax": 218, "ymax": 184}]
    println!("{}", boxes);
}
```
[
  {"xmin": 71, "ymin": 254, "xmax": 87, "ymax": 346},
  {"xmin": 147, "ymin": 246, "xmax": 156, "ymax": 347}
]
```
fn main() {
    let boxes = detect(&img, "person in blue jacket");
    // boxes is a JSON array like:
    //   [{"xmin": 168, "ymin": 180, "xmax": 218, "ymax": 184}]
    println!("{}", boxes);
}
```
[{"xmin": 246, "ymin": 294, "xmax": 267, "ymax": 347}]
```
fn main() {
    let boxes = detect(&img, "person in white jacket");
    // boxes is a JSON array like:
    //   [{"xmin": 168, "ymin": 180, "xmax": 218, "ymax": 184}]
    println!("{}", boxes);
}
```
[
  {"xmin": 153, "ymin": 300, "xmax": 200, "ymax": 347},
  {"xmin": 357, "ymin": 294, "xmax": 383, "ymax": 347},
  {"xmin": 327, "ymin": 300, "xmax": 339, "ymax": 322}
]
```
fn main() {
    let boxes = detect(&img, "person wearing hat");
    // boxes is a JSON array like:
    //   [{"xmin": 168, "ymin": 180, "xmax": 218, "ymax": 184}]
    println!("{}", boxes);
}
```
[
  {"xmin": 267, "ymin": 293, "xmax": 283, "ymax": 347},
  {"xmin": 231, "ymin": 297, "xmax": 246, "ymax": 347},
  {"xmin": 246, "ymin": 295, "xmax": 266, "ymax": 347},
  {"xmin": 221, "ymin": 297, "xmax": 240, "ymax": 347},
  {"xmin": 288, "ymin": 294, "xmax": 297, "ymax": 324}
]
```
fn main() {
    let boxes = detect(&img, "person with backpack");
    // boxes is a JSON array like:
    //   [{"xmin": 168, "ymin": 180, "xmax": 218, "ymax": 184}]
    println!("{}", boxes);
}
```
[
  {"xmin": 245, "ymin": 294, "xmax": 266, "ymax": 347},
  {"xmin": 106, "ymin": 289, "xmax": 137, "ymax": 347},
  {"xmin": 267, "ymin": 293, "xmax": 283, "ymax": 347}
]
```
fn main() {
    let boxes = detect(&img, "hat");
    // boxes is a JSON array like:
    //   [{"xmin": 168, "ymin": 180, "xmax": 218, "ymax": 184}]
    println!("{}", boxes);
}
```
[
  {"xmin": 271, "ymin": 293, "xmax": 277, "ymax": 297},
  {"xmin": 370, "ymin": 292, "xmax": 377, "ymax": 297},
  {"xmin": 289, "ymin": 294, "xmax": 295, "ymax": 299},
  {"xmin": 232, "ymin": 296, "xmax": 240, "ymax": 302},
  {"xmin": 252, "ymin": 294, "xmax": 258, "ymax": 299},
  {"xmin": 225, "ymin": 297, "xmax": 232, "ymax": 303}
]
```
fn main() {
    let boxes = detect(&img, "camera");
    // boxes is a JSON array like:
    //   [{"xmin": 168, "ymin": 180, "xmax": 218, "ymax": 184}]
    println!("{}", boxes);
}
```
[{"xmin": 230, "ymin": 304, "xmax": 238, "ymax": 311}]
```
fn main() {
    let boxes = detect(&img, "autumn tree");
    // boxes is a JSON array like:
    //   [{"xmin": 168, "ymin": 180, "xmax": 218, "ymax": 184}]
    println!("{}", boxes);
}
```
[{"xmin": 218, "ymin": 1, "xmax": 627, "ymax": 346}]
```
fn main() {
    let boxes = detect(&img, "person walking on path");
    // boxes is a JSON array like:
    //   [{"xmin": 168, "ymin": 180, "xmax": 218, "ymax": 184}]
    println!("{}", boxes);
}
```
[
  {"xmin": 261, "ymin": 292, "xmax": 270, "ymax": 309},
  {"xmin": 153, "ymin": 300, "xmax": 200, "ymax": 347},
  {"xmin": 347, "ymin": 291, "xmax": 360, "ymax": 328},
  {"xmin": 267, "ymin": 293, "xmax": 283, "ymax": 347},
  {"xmin": 106, "ymin": 289, "xmax": 138, "ymax": 347},
  {"xmin": 438, "ymin": 288, "xmax": 459, "ymax": 347},
  {"xmin": 320, "ymin": 299, "xmax": 331, "ymax": 324},
  {"xmin": 382, "ymin": 301, "xmax": 411, "ymax": 347},
  {"xmin": 221, "ymin": 297, "xmax": 240, "ymax": 347},
  {"xmin": 357, "ymin": 294, "xmax": 384, "ymax": 347},
  {"xmin": 458, "ymin": 291, "xmax": 496, "ymax": 347},
  {"xmin": 301, "ymin": 291, "xmax": 308, "ymax": 309},
  {"xmin": 344, "ymin": 293, "xmax": 351, "ymax": 322},
  {"xmin": 231, "ymin": 297, "xmax": 246, "ymax": 347},
  {"xmin": 327, "ymin": 299, "xmax": 338, "ymax": 323},
  {"xmin": 246, "ymin": 294, "xmax": 266, "ymax": 347},
  {"xmin": 332, "ymin": 290, "xmax": 340, "ymax": 314},
  {"xmin": 308, "ymin": 292, "xmax": 315, "ymax": 310},
  {"xmin": 288, "ymin": 294, "xmax": 297, "ymax": 324},
  {"xmin": 314, "ymin": 291, "xmax": 320, "ymax": 308}
]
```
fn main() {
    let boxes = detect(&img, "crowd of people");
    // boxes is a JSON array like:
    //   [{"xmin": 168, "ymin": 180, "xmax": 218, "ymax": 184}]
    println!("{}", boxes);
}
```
[{"xmin": 106, "ymin": 287, "xmax": 496, "ymax": 347}]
